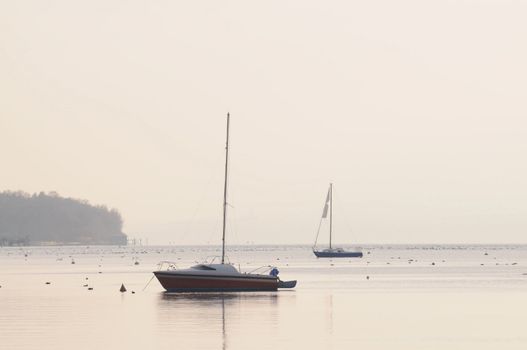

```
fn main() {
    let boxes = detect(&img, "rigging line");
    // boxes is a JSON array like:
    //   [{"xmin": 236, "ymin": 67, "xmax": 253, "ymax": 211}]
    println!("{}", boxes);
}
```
[
  {"xmin": 225, "ymin": 204, "xmax": 242, "ymax": 264},
  {"xmin": 181, "ymin": 156, "xmax": 222, "ymax": 244},
  {"xmin": 142, "ymin": 275, "xmax": 155, "ymax": 291},
  {"xmin": 225, "ymin": 202, "xmax": 238, "ymax": 250},
  {"xmin": 207, "ymin": 215, "xmax": 222, "ymax": 247},
  {"xmin": 313, "ymin": 216, "xmax": 324, "ymax": 249},
  {"xmin": 228, "ymin": 204, "xmax": 241, "ymax": 246}
]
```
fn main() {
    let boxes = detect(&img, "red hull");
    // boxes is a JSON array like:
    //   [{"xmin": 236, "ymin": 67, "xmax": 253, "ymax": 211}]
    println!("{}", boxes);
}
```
[{"xmin": 154, "ymin": 271, "xmax": 278, "ymax": 292}]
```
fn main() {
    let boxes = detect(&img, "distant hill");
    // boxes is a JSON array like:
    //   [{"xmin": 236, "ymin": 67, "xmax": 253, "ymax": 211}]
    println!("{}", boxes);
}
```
[{"xmin": 0, "ymin": 191, "xmax": 127, "ymax": 246}]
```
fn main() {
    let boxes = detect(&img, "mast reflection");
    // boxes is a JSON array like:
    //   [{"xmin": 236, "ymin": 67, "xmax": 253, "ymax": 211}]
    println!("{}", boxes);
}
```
[{"xmin": 157, "ymin": 292, "xmax": 282, "ymax": 349}]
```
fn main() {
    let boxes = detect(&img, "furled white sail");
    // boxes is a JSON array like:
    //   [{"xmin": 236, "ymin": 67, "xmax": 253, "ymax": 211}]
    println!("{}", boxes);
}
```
[
  {"xmin": 321, "ymin": 188, "xmax": 331, "ymax": 218},
  {"xmin": 322, "ymin": 204, "xmax": 329, "ymax": 218}
]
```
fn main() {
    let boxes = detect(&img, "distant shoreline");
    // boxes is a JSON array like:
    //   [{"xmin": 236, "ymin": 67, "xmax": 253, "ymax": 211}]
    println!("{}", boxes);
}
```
[
  {"xmin": 3, "ymin": 243, "xmax": 527, "ymax": 249},
  {"xmin": 0, "ymin": 191, "xmax": 127, "ymax": 246}
]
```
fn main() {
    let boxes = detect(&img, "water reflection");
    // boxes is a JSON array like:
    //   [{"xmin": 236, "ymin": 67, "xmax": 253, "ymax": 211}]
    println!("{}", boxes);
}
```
[
  {"xmin": 326, "ymin": 294, "xmax": 333, "ymax": 336},
  {"xmin": 222, "ymin": 296, "xmax": 225, "ymax": 350},
  {"xmin": 160, "ymin": 292, "xmax": 281, "ymax": 303},
  {"xmin": 157, "ymin": 292, "xmax": 286, "ymax": 349}
]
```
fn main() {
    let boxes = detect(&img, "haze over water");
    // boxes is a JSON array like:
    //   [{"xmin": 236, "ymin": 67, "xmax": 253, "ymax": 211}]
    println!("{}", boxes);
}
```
[
  {"xmin": 3, "ymin": 1, "xmax": 527, "ymax": 245},
  {"xmin": 1, "ymin": 244, "xmax": 526, "ymax": 350}
]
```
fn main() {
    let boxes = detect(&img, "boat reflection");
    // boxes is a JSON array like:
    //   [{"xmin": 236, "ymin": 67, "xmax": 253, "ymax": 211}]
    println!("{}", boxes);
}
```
[
  {"xmin": 157, "ymin": 292, "xmax": 288, "ymax": 349},
  {"xmin": 160, "ymin": 291, "xmax": 281, "ymax": 302},
  {"xmin": 326, "ymin": 294, "xmax": 333, "ymax": 336}
]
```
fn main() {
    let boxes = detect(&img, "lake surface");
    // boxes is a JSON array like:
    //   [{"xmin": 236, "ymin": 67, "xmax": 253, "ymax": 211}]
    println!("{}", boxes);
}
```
[{"xmin": 1, "ymin": 244, "xmax": 526, "ymax": 349}]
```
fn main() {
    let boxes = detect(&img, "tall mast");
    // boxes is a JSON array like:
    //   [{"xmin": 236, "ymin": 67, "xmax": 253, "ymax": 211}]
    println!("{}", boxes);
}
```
[
  {"xmin": 329, "ymin": 183, "xmax": 333, "ymax": 249},
  {"xmin": 221, "ymin": 113, "xmax": 230, "ymax": 264}
]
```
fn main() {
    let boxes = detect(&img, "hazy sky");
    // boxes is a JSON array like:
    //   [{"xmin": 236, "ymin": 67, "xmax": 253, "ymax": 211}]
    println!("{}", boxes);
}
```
[{"xmin": 1, "ymin": 1, "xmax": 526, "ymax": 244}]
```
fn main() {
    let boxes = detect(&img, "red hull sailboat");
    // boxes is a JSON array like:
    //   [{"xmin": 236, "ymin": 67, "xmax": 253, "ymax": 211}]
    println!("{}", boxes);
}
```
[
  {"xmin": 154, "ymin": 263, "xmax": 279, "ymax": 292},
  {"xmin": 154, "ymin": 113, "xmax": 296, "ymax": 292}
]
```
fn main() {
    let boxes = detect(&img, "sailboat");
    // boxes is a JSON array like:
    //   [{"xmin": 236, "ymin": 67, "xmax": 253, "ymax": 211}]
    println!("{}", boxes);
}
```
[
  {"xmin": 312, "ymin": 183, "xmax": 363, "ymax": 258},
  {"xmin": 154, "ymin": 113, "xmax": 296, "ymax": 292}
]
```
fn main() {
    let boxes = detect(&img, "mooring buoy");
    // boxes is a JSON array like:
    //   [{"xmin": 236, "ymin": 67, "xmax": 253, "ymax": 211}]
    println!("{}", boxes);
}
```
[{"xmin": 120, "ymin": 284, "xmax": 127, "ymax": 292}]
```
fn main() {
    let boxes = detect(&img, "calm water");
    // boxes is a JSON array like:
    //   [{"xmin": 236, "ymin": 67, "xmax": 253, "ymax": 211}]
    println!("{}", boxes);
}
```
[{"xmin": 1, "ymin": 244, "xmax": 527, "ymax": 349}]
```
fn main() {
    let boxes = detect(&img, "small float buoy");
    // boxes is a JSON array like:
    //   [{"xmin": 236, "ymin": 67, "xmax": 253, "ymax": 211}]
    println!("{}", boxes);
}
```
[
  {"xmin": 83, "ymin": 284, "xmax": 88, "ymax": 287},
  {"xmin": 71, "ymin": 259, "xmax": 75, "ymax": 264},
  {"xmin": 366, "ymin": 276, "xmax": 370, "ymax": 280},
  {"xmin": 45, "ymin": 282, "xmax": 51, "ymax": 285},
  {"xmin": 134, "ymin": 261, "xmax": 139, "ymax": 265},
  {"xmin": 431, "ymin": 262, "xmax": 435, "ymax": 265},
  {"xmin": 120, "ymin": 284, "xmax": 127, "ymax": 293},
  {"xmin": 88, "ymin": 287, "xmax": 93, "ymax": 290},
  {"xmin": 131, "ymin": 291, "xmax": 135, "ymax": 294}
]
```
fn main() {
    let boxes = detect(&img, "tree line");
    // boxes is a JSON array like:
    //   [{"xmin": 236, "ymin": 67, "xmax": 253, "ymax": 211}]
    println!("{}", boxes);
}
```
[{"xmin": 0, "ymin": 191, "xmax": 127, "ymax": 246}]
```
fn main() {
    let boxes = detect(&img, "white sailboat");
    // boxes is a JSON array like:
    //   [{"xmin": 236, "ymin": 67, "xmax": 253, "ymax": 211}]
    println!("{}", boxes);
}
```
[{"xmin": 312, "ymin": 183, "xmax": 363, "ymax": 258}]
